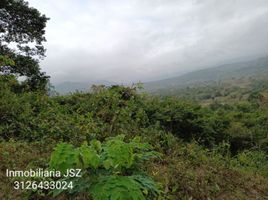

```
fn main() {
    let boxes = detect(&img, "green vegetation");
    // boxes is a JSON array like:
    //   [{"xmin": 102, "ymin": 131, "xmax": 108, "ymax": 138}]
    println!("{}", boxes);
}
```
[
  {"xmin": 0, "ymin": 0, "xmax": 49, "ymax": 92},
  {"xmin": 152, "ymin": 73, "xmax": 268, "ymax": 105},
  {"xmin": 49, "ymin": 135, "xmax": 161, "ymax": 199},
  {"xmin": 1, "ymin": 80, "xmax": 268, "ymax": 199},
  {"xmin": 1, "ymin": 1, "xmax": 268, "ymax": 199}
]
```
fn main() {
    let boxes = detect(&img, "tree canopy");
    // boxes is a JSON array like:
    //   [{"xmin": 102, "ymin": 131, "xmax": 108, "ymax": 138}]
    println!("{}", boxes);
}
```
[{"xmin": 0, "ymin": 0, "xmax": 49, "ymax": 91}]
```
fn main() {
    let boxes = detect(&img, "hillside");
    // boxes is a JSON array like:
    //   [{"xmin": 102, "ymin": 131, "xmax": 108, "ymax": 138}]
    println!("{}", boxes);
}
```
[
  {"xmin": 1, "ymin": 77, "xmax": 268, "ymax": 199},
  {"xmin": 151, "ymin": 72, "xmax": 268, "ymax": 106},
  {"xmin": 144, "ymin": 55, "xmax": 268, "ymax": 93},
  {"xmin": 2, "ymin": 1, "xmax": 268, "ymax": 199}
]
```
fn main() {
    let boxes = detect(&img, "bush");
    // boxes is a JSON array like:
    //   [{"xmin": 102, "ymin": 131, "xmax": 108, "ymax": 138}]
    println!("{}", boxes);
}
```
[{"xmin": 49, "ymin": 135, "xmax": 162, "ymax": 199}]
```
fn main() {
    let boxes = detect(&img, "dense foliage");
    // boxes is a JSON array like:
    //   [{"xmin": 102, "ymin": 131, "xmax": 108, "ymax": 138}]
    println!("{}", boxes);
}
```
[
  {"xmin": 0, "ymin": 2, "xmax": 268, "ymax": 199},
  {"xmin": 0, "ymin": 0, "xmax": 49, "ymax": 91},
  {"xmin": 49, "ymin": 135, "xmax": 161, "ymax": 199},
  {"xmin": 1, "ymin": 81, "xmax": 268, "ymax": 153},
  {"xmin": 1, "ymin": 79, "xmax": 268, "ymax": 199}
]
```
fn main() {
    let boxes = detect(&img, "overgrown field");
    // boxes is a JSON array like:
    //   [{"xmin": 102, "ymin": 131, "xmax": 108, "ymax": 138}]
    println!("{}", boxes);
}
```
[{"xmin": 1, "ymin": 77, "xmax": 268, "ymax": 199}]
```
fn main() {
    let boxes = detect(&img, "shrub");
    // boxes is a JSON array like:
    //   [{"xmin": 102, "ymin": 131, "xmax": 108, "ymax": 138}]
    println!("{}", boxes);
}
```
[{"xmin": 49, "ymin": 135, "xmax": 162, "ymax": 199}]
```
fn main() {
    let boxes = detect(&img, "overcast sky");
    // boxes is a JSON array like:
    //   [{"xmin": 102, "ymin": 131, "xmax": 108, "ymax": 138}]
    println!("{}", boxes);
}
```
[{"xmin": 27, "ymin": 0, "xmax": 268, "ymax": 84}]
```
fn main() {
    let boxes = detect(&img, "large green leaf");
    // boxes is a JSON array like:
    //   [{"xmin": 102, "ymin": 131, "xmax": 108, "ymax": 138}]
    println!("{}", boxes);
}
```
[
  {"xmin": 79, "ymin": 143, "xmax": 100, "ymax": 169},
  {"xmin": 49, "ymin": 143, "xmax": 79, "ymax": 173},
  {"xmin": 89, "ymin": 176, "xmax": 146, "ymax": 200}
]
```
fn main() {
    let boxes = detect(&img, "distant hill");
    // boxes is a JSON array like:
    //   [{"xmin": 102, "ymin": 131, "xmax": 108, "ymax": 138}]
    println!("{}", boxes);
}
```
[
  {"xmin": 55, "ymin": 56, "xmax": 268, "ymax": 95},
  {"xmin": 55, "ymin": 80, "xmax": 117, "ymax": 94},
  {"xmin": 144, "ymin": 56, "xmax": 268, "ymax": 93}
]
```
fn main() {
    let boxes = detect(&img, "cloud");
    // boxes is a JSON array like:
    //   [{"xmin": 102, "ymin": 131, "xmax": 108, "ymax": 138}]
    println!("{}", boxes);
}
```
[{"xmin": 28, "ymin": 0, "xmax": 268, "ymax": 83}]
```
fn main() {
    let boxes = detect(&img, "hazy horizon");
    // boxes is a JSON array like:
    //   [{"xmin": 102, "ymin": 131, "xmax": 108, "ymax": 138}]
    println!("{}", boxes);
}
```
[{"xmin": 28, "ymin": 0, "xmax": 268, "ymax": 84}]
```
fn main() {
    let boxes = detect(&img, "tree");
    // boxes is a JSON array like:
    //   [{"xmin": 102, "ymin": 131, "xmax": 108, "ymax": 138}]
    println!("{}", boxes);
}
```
[{"xmin": 0, "ymin": 0, "xmax": 49, "ymax": 91}]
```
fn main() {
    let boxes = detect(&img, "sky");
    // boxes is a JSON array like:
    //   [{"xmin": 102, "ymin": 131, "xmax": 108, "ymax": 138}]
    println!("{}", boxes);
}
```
[{"xmin": 27, "ymin": 0, "xmax": 268, "ymax": 84}]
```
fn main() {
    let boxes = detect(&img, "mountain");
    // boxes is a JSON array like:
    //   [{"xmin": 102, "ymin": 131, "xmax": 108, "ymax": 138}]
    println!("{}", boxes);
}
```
[
  {"xmin": 144, "ymin": 56, "xmax": 268, "ymax": 93},
  {"xmin": 54, "ymin": 56, "xmax": 268, "ymax": 95},
  {"xmin": 55, "ymin": 80, "xmax": 117, "ymax": 94}
]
